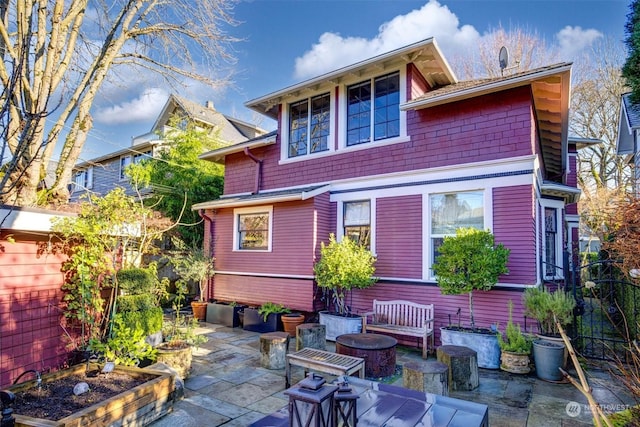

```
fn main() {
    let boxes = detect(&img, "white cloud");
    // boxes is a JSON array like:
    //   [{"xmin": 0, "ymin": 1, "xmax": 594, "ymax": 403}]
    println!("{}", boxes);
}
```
[
  {"xmin": 293, "ymin": 0, "xmax": 480, "ymax": 80},
  {"xmin": 556, "ymin": 26, "xmax": 603, "ymax": 61},
  {"xmin": 93, "ymin": 88, "xmax": 169, "ymax": 125}
]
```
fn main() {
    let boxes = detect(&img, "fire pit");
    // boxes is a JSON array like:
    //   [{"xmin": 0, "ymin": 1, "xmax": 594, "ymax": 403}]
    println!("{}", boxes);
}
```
[{"xmin": 335, "ymin": 333, "xmax": 397, "ymax": 378}]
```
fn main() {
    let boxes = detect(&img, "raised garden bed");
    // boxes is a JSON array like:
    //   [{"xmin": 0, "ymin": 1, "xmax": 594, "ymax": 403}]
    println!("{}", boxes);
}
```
[{"xmin": 7, "ymin": 363, "xmax": 175, "ymax": 427}]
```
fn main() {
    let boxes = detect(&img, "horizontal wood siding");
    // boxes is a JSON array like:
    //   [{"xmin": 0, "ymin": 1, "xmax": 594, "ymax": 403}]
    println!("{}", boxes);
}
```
[
  {"xmin": 213, "ymin": 275, "xmax": 315, "ymax": 312},
  {"xmin": 493, "ymin": 185, "xmax": 537, "ymax": 285},
  {"xmin": 376, "ymin": 195, "xmax": 422, "ymax": 279},
  {"xmin": 224, "ymin": 87, "xmax": 535, "ymax": 195},
  {"xmin": 0, "ymin": 232, "xmax": 70, "ymax": 388},
  {"xmin": 213, "ymin": 200, "xmax": 316, "ymax": 276}
]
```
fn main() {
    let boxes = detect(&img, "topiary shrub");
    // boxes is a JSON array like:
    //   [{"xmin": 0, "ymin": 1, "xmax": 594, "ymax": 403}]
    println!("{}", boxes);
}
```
[{"xmin": 433, "ymin": 227, "xmax": 510, "ymax": 329}]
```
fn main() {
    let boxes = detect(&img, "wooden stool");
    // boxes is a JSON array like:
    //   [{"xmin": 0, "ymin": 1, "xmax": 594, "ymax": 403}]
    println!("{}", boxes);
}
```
[
  {"xmin": 296, "ymin": 323, "xmax": 326, "ymax": 351},
  {"xmin": 403, "ymin": 361, "xmax": 449, "ymax": 396},
  {"xmin": 436, "ymin": 345, "xmax": 479, "ymax": 391},
  {"xmin": 260, "ymin": 332, "xmax": 290, "ymax": 369}
]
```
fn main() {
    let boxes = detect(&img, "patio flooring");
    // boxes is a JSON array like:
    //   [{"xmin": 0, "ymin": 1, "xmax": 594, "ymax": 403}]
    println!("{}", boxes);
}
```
[{"xmin": 148, "ymin": 322, "xmax": 635, "ymax": 427}]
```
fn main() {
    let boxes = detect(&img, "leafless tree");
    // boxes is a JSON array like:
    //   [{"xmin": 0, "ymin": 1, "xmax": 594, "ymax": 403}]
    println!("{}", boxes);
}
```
[
  {"xmin": 0, "ymin": 0, "xmax": 239, "ymax": 207},
  {"xmin": 570, "ymin": 36, "xmax": 629, "ymax": 192},
  {"xmin": 450, "ymin": 25, "xmax": 559, "ymax": 79}
]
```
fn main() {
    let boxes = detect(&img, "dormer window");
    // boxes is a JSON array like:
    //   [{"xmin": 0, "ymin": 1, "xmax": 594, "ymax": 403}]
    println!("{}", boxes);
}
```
[
  {"xmin": 347, "ymin": 72, "xmax": 400, "ymax": 146},
  {"xmin": 288, "ymin": 93, "xmax": 330, "ymax": 158}
]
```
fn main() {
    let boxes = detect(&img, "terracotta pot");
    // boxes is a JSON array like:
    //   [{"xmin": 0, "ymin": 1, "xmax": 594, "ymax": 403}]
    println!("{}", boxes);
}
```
[
  {"xmin": 191, "ymin": 301, "xmax": 208, "ymax": 321},
  {"xmin": 281, "ymin": 313, "xmax": 305, "ymax": 336}
]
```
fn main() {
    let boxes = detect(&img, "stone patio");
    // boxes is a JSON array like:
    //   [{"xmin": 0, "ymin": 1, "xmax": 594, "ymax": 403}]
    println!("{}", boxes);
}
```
[{"xmin": 148, "ymin": 322, "xmax": 635, "ymax": 426}]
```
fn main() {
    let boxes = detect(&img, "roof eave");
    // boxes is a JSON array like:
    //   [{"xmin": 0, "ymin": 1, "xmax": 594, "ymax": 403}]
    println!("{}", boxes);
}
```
[
  {"xmin": 192, "ymin": 185, "xmax": 330, "ymax": 210},
  {"xmin": 246, "ymin": 38, "xmax": 457, "ymax": 119},
  {"xmin": 401, "ymin": 64, "xmax": 572, "ymax": 111},
  {"xmin": 199, "ymin": 133, "xmax": 277, "ymax": 163}
]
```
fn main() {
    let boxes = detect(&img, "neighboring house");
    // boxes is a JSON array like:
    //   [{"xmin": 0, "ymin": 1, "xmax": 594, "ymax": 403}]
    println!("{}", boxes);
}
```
[
  {"xmin": 193, "ymin": 38, "xmax": 580, "ymax": 331},
  {"xmin": 70, "ymin": 94, "xmax": 266, "ymax": 201},
  {"xmin": 616, "ymin": 92, "xmax": 640, "ymax": 195}
]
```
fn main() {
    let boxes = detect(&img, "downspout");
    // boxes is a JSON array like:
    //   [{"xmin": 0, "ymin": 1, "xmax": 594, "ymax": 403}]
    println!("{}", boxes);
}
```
[
  {"xmin": 244, "ymin": 147, "xmax": 262, "ymax": 194},
  {"xmin": 199, "ymin": 209, "xmax": 215, "ymax": 301}
]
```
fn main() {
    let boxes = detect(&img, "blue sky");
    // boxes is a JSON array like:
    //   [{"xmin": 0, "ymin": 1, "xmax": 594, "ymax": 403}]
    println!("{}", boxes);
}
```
[{"xmin": 80, "ymin": 0, "xmax": 629, "ymax": 160}]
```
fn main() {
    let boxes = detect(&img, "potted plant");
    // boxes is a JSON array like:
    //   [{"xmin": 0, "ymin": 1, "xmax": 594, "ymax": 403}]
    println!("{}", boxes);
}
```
[
  {"xmin": 313, "ymin": 234, "xmax": 378, "ymax": 340},
  {"xmin": 243, "ymin": 302, "xmax": 290, "ymax": 333},
  {"xmin": 206, "ymin": 300, "xmax": 246, "ymax": 328},
  {"xmin": 433, "ymin": 227, "xmax": 510, "ymax": 369},
  {"xmin": 281, "ymin": 312, "xmax": 306, "ymax": 336},
  {"xmin": 523, "ymin": 286, "xmax": 575, "ymax": 380},
  {"xmin": 156, "ymin": 280, "xmax": 207, "ymax": 379},
  {"xmin": 498, "ymin": 301, "xmax": 533, "ymax": 374},
  {"xmin": 170, "ymin": 239, "xmax": 215, "ymax": 321}
]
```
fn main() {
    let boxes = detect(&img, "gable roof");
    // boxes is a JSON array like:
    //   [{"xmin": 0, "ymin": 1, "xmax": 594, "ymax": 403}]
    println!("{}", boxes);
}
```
[
  {"xmin": 245, "ymin": 38, "xmax": 457, "ymax": 119},
  {"xmin": 153, "ymin": 94, "xmax": 266, "ymax": 143},
  {"xmin": 402, "ymin": 62, "xmax": 572, "ymax": 181}
]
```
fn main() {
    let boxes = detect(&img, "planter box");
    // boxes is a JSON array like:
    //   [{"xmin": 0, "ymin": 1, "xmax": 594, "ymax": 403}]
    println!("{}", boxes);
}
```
[
  {"xmin": 206, "ymin": 302, "xmax": 245, "ymax": 327},
  {"xmin": 8, "ymin": 363, "xmax": 175, "ymax": 427},
  {"xmin": 242, "ymin": 307, "xmax": 282, "ymax": 333},
  {"xmin": 440, "ymin": 326, "xmax": 500, "ymax": 369},
  {"xmin": 319, "ymin": 311, "xmax": 362, "ymax": 341}
]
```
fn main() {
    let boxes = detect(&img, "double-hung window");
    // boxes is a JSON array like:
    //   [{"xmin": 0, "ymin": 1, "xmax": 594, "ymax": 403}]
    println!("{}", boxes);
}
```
[
  {"xmin": 288, "ymin": 93, "xmax": 330, "ymax": 158},
  {"xmin": 73, "ymin": 167, "xmax": 93, "ymax": 191},
  {"xmin": 347, "ymin": 72, "xmax": 399, "ymax": 146},
  {"xmin": 543, "ymin": 206, "xmax": 563, "ymax": 277},
  {"xmin": 235, "ymin": 206, "xmax": 273, "ymax": 251},
  {"xmin": 119, "ymin": 155, "xmax": 132, "ymax": 180},
  {"xmin": 430, "ymin": 191, "xmax": 484, "ymax": 269},
  {"xmin": 343, "ymin": 200, "xmax": 371, "ymax": 249}
]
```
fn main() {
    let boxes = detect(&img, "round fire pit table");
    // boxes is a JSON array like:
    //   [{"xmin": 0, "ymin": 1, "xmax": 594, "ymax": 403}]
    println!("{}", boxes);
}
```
[{"xmin": 336, "ymin": 333, "xmax": 397, "ymax": 378}]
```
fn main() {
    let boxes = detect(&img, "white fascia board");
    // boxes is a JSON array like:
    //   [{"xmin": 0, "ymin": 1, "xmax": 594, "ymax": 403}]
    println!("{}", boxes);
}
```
[{"xmin": 0, "ymin": 206, "xmax": 75, "ymax": 232}]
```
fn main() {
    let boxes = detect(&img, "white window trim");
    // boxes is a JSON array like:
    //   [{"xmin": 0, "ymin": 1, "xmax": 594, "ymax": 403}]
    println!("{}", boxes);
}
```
[
  {"xmin": 280, "ymin": 90, "xmax": 336, "ymax": 162},
  {"xmin": 119, "ymin": 155, "xmax": 132, "ymax": 181},
  {"xmin": 337, "ymin": 67, "xmax": 408, "ymax": 150},
  {"xmin": 73, "ymin": 166, "xmax": 93, "ymax": 192},
  {"xmin": 336, "ymin": 199, "xmax": 376, "ymax": 256},
  {"xmin": 232, "ymin": 205, "xmax": 274, "ymax": 252},
  {"xmin": 423, "ymin": 188, "xmax": 492, "ymax": 281},
  {"xmin": 540, "ymin": 199, "xmax": 564, "ymax": 280}
]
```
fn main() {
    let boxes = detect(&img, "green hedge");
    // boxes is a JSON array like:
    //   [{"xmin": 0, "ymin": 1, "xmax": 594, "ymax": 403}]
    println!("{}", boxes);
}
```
[
  {"xmin": 117, "ymin": 294, "xmax": 157, "ymax": 312},
  {"xmin": 117, "ymin": 307, "xmax": 163, "ymax": 336},
  {"xmin": 117, "ymin": 267, "xmax": 156, "ymax": 294}
]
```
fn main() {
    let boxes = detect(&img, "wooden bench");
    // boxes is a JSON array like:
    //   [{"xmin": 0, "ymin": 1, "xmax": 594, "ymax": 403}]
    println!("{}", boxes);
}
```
[
  {"xmin": 362, "ymin": 299, "xmax": 434, "ymax": 359},
  {"xmin": 285, "ymin": 348, "xmax": 365, "ymax": 388}
]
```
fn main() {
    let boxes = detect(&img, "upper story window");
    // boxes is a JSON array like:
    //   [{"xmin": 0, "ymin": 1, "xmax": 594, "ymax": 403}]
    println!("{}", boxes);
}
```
[
  {"xmin": 344, "ymin": 200, "xmax": 371, "ymax": 249},
  {"xmin": 119, "ymin": 155, "xmax": 132, "ymax": 180},
  {"xmin": 347, "ymin": 72, "xmax": 399, "ymax": 146},
  {"xmin": 234, "ymin": 206, "xmax": 273, "ymax": 251},
  {"xmin": 430, "ymin": 191, "xmax": 484, "ymax": 271},
  {"xmin": 73, "ymin": 167, "xmax": 93, "ymax": 191},
  {"xmin": 134, "ymin": 150, "xmax": 152, "ymax": 163},
  {"xmin": 288, "ymin": 93, "xmax": 331, "ymax": 158}
]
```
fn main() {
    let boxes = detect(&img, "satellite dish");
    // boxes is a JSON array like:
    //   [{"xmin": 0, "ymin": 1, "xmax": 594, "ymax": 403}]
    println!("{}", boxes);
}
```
[{"xmin": 499, "ymin": 46, "xmax": 509, "ymax": 72}]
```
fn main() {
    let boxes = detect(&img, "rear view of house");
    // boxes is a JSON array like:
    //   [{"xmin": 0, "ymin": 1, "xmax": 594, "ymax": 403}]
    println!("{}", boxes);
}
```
[{"xmin": 193, "ymin": 38, "xmax": 579, "ymax": 331}]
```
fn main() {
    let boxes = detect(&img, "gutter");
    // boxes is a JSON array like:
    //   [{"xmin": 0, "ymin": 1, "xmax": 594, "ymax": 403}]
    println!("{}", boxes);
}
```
[{"xmin": 244, "ymin": 147, "xmax": 262, "ymax": 194}]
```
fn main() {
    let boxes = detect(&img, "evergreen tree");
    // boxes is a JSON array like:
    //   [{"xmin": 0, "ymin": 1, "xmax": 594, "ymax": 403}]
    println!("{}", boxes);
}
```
[{"xmin": 623, "ymin": 0, "xmax": 640, "ymax": 102}]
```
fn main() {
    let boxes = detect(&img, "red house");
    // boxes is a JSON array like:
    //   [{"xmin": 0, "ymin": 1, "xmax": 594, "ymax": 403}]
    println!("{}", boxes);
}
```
[{"xmin": 193, "ymin": 38, "xmax": 579, "ymax": 333}]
